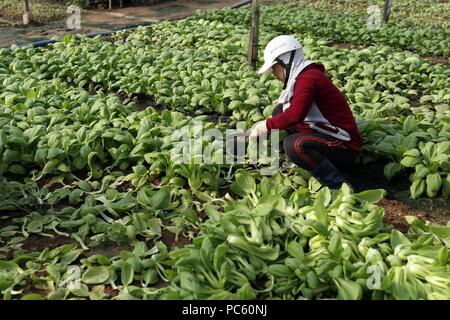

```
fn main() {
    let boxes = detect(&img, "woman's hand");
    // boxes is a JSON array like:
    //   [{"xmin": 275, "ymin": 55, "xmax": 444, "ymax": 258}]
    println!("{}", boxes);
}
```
[{"xmin": 249, "ymin": 121, "xmax": 268, "ymax": 138}]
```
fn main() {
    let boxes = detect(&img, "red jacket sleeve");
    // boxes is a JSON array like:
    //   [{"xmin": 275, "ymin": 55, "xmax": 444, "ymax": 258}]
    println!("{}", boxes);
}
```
[{"xmin": 266, "ymin": 71, "xmax": 317, "ymax": 130}]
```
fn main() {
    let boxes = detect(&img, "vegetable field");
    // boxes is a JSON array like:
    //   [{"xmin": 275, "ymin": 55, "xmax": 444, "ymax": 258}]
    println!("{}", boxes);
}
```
[{"xmin": 0, "ymin": 1, "xmax": 449, "ymax": 300}]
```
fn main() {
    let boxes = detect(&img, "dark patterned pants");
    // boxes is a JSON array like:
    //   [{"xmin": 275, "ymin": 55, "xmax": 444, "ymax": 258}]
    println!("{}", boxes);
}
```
[{"xmin": 273, "ymin": 104, "xmax": 358, "ymax": 170}]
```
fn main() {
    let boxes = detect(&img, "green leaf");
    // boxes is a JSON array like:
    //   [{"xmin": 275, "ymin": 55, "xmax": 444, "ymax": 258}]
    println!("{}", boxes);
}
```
[
  {"xmin": 436, "ymin": 141, "xmax": 450, "ymax": 155},
  {"xmin": 57, "ymin": 163, "xmax": 70, "ymax": 173},
  {"xmin": 26, "ymin": 90, "xmax": 37, "ymax": 100},
  {"xmin": 141, "ymin": 269, "xmax": 158, "ymax": 286},
  {"xmin": 27, "ymin": 219, "xmax": 43, "ymax": 233},
  {"xmin": 230, "ymin": 171, "xmax": 256, "ymax": 197},
  {"xmin": 426, "ymin": 173, "xmax": 442, "ymax": 198},
  {"xmin": 442, "ymin": 174, "xmax": 450, "ymax": 198},
  {"xmin": 410, "ymin": 179, "xmax": 425, "ymax": 199},
  {"xmin": 81, "ymin": 266, "xmax": 110, "ymax": 284},
  {"xmin": 419, "ymin": 95, "xmax": 434, "ymax": 104},
  {"xmin": 244, "ymin": 95, "xmax": 260, "ymax": 106},
  {"xmin": 390, "ymin": 229, "xmax": 411, "ymax": 249},
  {"xmin": 420, "ymin": 142, "xmax": 437, "ymax": 163},
  {"xmin": 137, "ymin": 187, "xmax": 153, "ymax": 206},
  {"xmin": 40, "ymin": 159, "xmax": 59, "ymax": 176},
  {"xmin": 286, "ymin": 241, "xmax": 304, "ymax": 260},
  {"xmin": 236, "ymin": 282, "xmax": 256, "ymax": 300},
  {"xmin": 400, "ymin": 156, "xmax": 420, "ymax": 168},
  {"xmin": 268, "ymin": 264, "xmax": 290, "ymax": 277},
  {"xmin": 227, "ymin": 235, "xmax": 278, "ymax": 261},
  {"xmin": 429, "ymin": 224, "xmax": 450, "ymax": 240},
  {"xmin": 313, "ymin": 188, "xmax": 329, "ymax": 227},
  {"xmin": 151, "ymin": 188, "xmax": 170, "ymax": 210},
  {"xmin": 415, "ymin": 164, "xmax": 429, "ymax": 179},
  {"xmin": 334, "ymin": 278, "xmax": 363, "ymax": 300},
  {"xmin": 259, "ymin": 177, "xmax": 272, "ymax": 196},
  {"xmin": 200, "ymin": 237, "xmax": 213, "ymax": 269},
  {"xmin": 204, "ymin": 204, "xmax": 221, "ymax": 222},
  {"xmin": 328, "ymin": 233, "xmax": 343, "ymax": 257},
  {"xmin": 0, "ymin": 261, "xmax": 20, "ymax": 290},
  {"xmin": 8, "ymin": 164, "xmax": 26, "ymax": 175},
  {"xmin": 384, "ymin": 162, "xmax": 402, "ymax": 180},
  {"xmin": 308, "ymin": 177, "xmax": 322, "ymax": 193},
  {"xmin": 23, "ymin": 125, "xmax": 45, "ymax": 145},
  {"xmin": 306, "ymin": 271, "xmax": 319, "ymax": 289},
  {"xmin": 20, "ymin": 293, "xmax": 44, "ymax": 300},
  {"xmin": 64, "ymin": 33, "xmax": 73, "ymax": 44},
  {"xmin": 88, "ymin": 285, "xmax": 107, "ymax": 300},
  {"xmin": 179, "ymin": 271, "xmax": 203, "ymax": 293},
  {"xmin": 5, "ymin": 93, "xmax": 17, "ymax": 105},
  {"xmin": 121, "ymin": 262, "xmax": 134, "ymax": 286},
  {"xmin": 69, "ymin": 189, "xmax": 83, "ymax": 205},
  {"xmin": 355, "ymin": 189, "xmax": 386, "ymax": 203},
  {"xmin": 223, "ymin": 89, "xmax": 238, "ymax": 99}
]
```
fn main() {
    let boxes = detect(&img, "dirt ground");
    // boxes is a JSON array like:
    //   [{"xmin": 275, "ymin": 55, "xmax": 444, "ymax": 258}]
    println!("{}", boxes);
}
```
[
  {"xmin": 345, "ymin": 160, "xmax": 450, "ymax": 231},
  {"xmin": 424, "ymin": 56, "xmax": 450, "ymax": 68},
  {"xmin": 0, "ymin": 0, "xmax": 276, "ymax": 48},
  {"xmin": 20, "ymin": 233, "xmax": 76, "ymax": 252},
  {"xmin": 379, "ymin": 198, "xmax": 448, "ymax": 233}
]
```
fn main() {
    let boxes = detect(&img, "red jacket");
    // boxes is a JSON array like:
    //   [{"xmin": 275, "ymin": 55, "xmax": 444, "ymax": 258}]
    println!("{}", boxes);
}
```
[{"xmin": 266, "ymin": 63, "xmax": 361, "ymax": 152}]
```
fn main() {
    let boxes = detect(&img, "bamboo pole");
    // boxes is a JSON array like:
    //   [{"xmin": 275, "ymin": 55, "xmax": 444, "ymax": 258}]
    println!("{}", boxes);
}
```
[{"xmin": 248, "ymin": 0, "xmax": 260, "ymax": 68}]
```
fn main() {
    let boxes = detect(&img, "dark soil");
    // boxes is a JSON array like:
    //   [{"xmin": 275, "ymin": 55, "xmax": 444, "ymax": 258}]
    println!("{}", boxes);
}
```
[
  {"xmin": 344, "ymin": 159, "xmax": 403, "ymax": 193},
  {"xmin": 207, "ymin": 113, "xmax": 232, "ymax": 124},
  {"xmin": 424, "ymin": 56, "xmax": 450, "ymax": 68},
  {"xmin": 333, "ymin": 42, "xmax": 355, "ymax": 49},
  {"xmin": 18, "ymin": 283, "xmax": 48, "ymax": 299},
  {"xmin": 70, "ymin": 169, "xmax": 90, "ymax": 181},
  {"xmin": 0, "ymin": 211, "xmax": 28, "ymax": 229},
  {"xmin": 2, "ymin": 172, "xmax": 27, "ymax": 183},
  {"xmin": 160, "ymin": 228, "xmax": 192, "ymax": 249},
  {"xmin": 131, "ymin": 94, "xmax": 161, "ymax": 112},
  {"xmin": 153, "ymin": 279, "xmax": 169, "ymax": 289},
  {"xmin": 104, "ymin": 285, "xmax": 120, "ymax": 298},
  {"xmin": 198, "ymin": 210, "xmax": 207, "ymax": 222},
  {"xmin": 20, "ymin": 233, "xmax": 76, "ymax": 252},
  {"xmin": 345, "ymin": 159, "xmax": 450, "ymax": 229},
  {"xmin": 148, "ymin": 175, "xmax": 162, "ymax": 186},
  {"xmin": 379, "ymin": 198, "xmax": 447, "ymax": 233},
  {"xmin": 217, "ymin": 186, "xmax": 232, "ymax": 198},
  {"xmin": 37, "ymin": 175, "xmax": 63, "ymax": 191},
  {"xmin": 84, "ymin": 241, "xmax": 133, "ymax": 258},
  {"xmin": 115, "ymin": 180, "xmax": 133, "ymax": 193}
]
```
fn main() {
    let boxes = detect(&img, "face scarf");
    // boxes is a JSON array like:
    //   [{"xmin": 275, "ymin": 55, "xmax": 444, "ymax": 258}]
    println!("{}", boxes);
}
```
[{"xmin": 276, "ymin": 48, "xmax": 314, "ymax": 112}]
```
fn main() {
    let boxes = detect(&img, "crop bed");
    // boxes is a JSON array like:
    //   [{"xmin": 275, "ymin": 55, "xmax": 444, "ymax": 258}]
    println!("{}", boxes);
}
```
[{"xmin": 0, "ymin": 3, "xmax": 449, "ymax": 300}]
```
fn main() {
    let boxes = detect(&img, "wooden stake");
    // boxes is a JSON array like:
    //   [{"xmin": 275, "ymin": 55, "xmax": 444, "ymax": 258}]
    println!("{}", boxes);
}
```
[
  {"xmin": 248, "ymin": 0, "xmax": 260, "ymax": 68},
  {"xmin": 383, "ymin": 0, "xmax": 392, "ymax": 23},
  {"xmin": 23, "ymin": 0, "xmax": 32, "ymax": 25}
]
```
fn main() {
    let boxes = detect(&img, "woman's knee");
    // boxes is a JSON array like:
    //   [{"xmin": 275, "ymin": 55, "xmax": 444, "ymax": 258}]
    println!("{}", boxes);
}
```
[
  {"xmin": 283, "ymin": 135, "xmax": 302, "ymax": 160},
  {"xmin": 283, "ymin": 135, "xmax": 318, "ymax": 170}
]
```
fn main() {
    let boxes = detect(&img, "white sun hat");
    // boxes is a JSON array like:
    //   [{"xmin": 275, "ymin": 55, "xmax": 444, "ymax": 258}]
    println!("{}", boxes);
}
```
[{"xmin": 258, "ymin": 35, "xmax": 303, "ymax": 74}]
